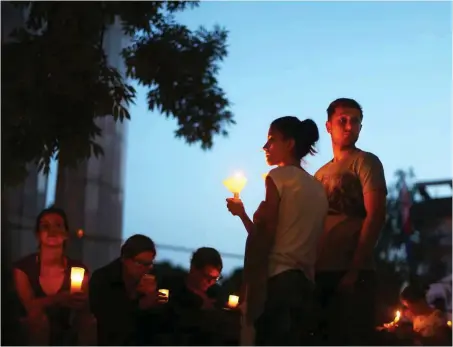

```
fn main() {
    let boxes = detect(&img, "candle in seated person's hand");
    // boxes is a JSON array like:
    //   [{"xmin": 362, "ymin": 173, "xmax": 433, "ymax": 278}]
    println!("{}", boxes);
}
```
[
  {"xmin": 227, "ymin": 294, "xmax": 239, "ymax": 309},
  {"xmin": 70, "ymin": 267, "xmax": 85, "ymax": 293},
  {"xmin": 158, "ymin": 289, "xmax": 170, "ymax": 301}
]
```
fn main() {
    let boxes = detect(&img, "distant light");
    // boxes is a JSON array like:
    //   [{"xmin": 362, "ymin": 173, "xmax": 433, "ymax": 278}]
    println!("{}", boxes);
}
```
[{"xmin": 76, "ymin": 229, "xmax": 84, "ymax": 238}]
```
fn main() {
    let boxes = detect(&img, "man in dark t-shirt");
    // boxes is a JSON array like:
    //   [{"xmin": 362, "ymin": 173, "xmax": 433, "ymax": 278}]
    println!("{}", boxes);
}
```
[
  {"xmin": 89, "ymin": 234, "xmax": 165, "ymax": 345},
  {"xmin": 315, "ymin": 98, "xmax": 387, "ymax": 345},
  {"xmin": 169, "ymin": 247, "xmax": 223, "ymax": 311},
  {"xmin": 160, "ymin": 247, "xmax": 237, "ymax": 345}
]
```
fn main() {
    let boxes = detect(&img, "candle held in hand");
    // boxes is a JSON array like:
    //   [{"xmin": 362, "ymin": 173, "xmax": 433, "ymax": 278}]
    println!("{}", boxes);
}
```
[
  {"xmin": 70, "ymin": 267, "xmax": 85, "ymax": 293},
  {"xmin": 159, "ymin": 289, "xmax": 169, "ymax": 299},
  {"xmin": 223, "ymin": 172, "xmax": 247, "ymax": 199},
  {"xmin": 227, "ymin": 294, "xmax": 239, "ymax": 309}
]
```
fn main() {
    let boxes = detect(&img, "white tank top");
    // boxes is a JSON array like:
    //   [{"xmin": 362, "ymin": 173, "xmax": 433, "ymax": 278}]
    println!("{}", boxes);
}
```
[{"xmin": 267, "ymin": 166, "xmax": 328, "ymax": 281}]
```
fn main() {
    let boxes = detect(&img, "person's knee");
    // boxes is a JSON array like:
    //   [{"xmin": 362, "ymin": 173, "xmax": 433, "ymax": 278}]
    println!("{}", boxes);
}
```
[
  {"xmin": 21, "ymin": 313, "xmax": 49, "ymax": 345},
  {"xmin": 23, "ymin": 312, "xmax": 49, "ymax": 332}
]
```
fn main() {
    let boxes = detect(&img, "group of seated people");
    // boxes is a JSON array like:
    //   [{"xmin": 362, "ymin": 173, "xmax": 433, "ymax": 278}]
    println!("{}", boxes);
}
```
[
  {"xmin": 6, "ymin": 206, "xmax": 453, "ymax": 346},
  {"xmin": 10, "ymin": 207, "xmax": 236, "ymax": 346}
]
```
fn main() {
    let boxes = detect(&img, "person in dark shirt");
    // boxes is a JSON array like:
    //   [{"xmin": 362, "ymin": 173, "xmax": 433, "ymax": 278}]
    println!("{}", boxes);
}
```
[
  {"xmin": 170, "ymin": 247, "xmax": 223, "ymax": 310},
  {"xmin": 12, "ymin": 207, "xmax": 96, "ymax": 346},
  {"xmin": 162, "ymin": 247, "xmax": 229, "ymax": 345},
  {"xmin": 89, "ymin": 234, "xmax": 166, "ymax": 345}
]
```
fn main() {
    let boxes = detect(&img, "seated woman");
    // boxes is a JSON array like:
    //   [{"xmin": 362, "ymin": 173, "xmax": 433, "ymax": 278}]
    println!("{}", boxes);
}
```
[
  {"xmin": 12, "ymin": 207, "xmax": 96, "ymax": 345},
  {"xmin": 400, "ymin": 284, "xmax": 450, "ymax": 346}
]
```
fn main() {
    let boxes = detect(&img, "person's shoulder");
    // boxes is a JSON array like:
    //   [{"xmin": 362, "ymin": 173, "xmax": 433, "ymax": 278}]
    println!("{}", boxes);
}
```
[
  {"xmin": 92, "ymin": 258, "xmax": 121, "ymax": 280},
  {"xmin": 354, "ymin": 150, "xmax": 384, "ymax": 167},
  {"xmin": 314, "ymin": 160, "xmax": 334, "ymax": 178},
  {"xmin": 431, "ymin": 309, "xmax": 446, "ymax": 321},
  {"xmin": 268, "ymin": 165, "xmax": 307, "ymax": 179},
  {"xmin": 13, "ymin": 253, "xmax": 38, "ymax": 273}
]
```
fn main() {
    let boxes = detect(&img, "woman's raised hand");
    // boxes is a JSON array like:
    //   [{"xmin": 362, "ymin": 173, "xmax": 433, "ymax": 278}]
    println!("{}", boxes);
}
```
[{"xmin": 226, "ymin": 198, "xmax": 246, "ymax": 217}]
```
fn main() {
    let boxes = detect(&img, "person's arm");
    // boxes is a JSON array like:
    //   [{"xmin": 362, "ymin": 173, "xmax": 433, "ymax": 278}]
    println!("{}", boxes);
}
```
[
  {"xmin": 13, "ymin": 268, "xmax": 68, "ymax": 314},
  {"xmin": 248, "ymin": 175, "xmax": 281, "ymax": 260},
  {"xmin": 88, "ymin": 272, "xmax": 104, "ymax": 319},
  {"xmin": 349, "ymin": 154, "xmax": 387, "ymax": 271},
  {"xmin": 238, "ymin": 212, "xmax": 255, "ymax": 235},
  {"xmin": 13, "ymin": 268, "xmax": 60, "ymax": 314}
]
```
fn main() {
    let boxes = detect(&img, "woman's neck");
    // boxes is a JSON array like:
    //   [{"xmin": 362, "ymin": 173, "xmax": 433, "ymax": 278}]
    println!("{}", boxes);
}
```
[
  {"xmin": 278, "ymin": 158, "xmax": 301, "ymax": 168},
  {"xmin": 40, "ymin": 247, "xmax": 64, "ymax": 266}
]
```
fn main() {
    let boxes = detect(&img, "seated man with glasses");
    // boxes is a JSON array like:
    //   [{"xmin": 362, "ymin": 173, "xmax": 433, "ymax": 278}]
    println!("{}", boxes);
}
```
[
  {"xmin": 89, "ymin": 234, "xmax": 166, "ymax": 345},
  {"xmin": 162, "ymin": 247, "xmax": 226, "ymax": 345},
  {"xmin": 172, "ymin": 247, "xmax": 223, "ymax": 310}
]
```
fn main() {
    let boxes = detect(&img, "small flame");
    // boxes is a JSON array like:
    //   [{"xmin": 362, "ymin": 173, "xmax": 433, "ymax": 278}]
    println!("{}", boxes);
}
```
[
  {"xmin": 223, "ymin": 171, "xmax": 247, "ymax": 197},
  {"xmin": 394, "ymin": 310, "xmax": 401, "ymax": 323},
  {"xmin": 447, "ymin": 320, "xmax": 452, "ymax": 327}
]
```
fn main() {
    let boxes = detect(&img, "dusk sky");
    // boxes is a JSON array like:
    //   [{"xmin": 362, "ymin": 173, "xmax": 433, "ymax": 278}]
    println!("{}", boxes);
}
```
[{"xmin": 47, "ymin": 1, "xmax": 451, "ymax": 274}]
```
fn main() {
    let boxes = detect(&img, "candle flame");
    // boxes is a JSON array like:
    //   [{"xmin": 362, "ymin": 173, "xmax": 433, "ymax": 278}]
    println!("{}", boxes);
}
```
[
  {"xmin": 223, "ymin": 172, "xmax": 247, "ymax": 197},
  {"xmin": 394, "ymin": 310, "xmax": 401, "ymax": 323},
  {"xmin": 447, "ymin": 320, "xmax": 452, "ymax": 327},
  {"xmin": 70, "ymin": 267, "xmax": 85, "ymax": 293},
  {"xmin": 159, "ymin": 289, "xmax": 169, "ymax": 298},
  {"xmin": 227, "ymin": 294, "xmax": 239, "ymax": 309}
]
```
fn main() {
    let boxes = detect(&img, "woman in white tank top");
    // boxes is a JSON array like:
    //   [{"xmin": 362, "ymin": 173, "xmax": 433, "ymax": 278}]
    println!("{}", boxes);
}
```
[{"xmin": 226, "ymin": 116, "xmax": 328, "ymax": 345}]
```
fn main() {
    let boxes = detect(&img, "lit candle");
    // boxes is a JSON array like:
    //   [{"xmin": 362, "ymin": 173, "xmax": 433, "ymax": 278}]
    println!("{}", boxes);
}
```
[
  {"xmin": 70, "ymin": 267, "xmax": 85, "ymax": 293},
  {"xmin": 382, "ymin": 310, "xmax": 401, "ymax": 329},
  {"xmin": 394, "ymin": 310, "xmax": 401, "ymax": 323},
  {"xmin": 227, "ymin": 294, "xmax": 239, "ymax": 309},
  {"xmin": 159, "ymin": 289, "xmax": 169, "ymax": 299},
  {"xmin": 447, "ymin": 320, "xmax": 452, "ymax": 327},
  {"xmin": 223, "ymin": 172, "xmax": 247, "ymax": 199}
]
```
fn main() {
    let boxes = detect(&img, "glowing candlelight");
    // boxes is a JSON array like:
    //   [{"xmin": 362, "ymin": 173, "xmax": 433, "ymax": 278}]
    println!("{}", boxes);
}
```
[
  {"xmin": 227, "ymin": 294, "xmax": 239, "ymax": 309},
  {"xmin": 382, "ymin": 310, "xmax": 401, "ymax": 329},
  {"xmin": 223, "ymin": 171, "xmax": 247, "ymax": 199},
  {"xmin": 159, "ymin": 289, "xmax": 169, "ymax": 299},
  {"xmin": 70, "ymin": 267, "xmax": 85, "ymax": 293},
  {"xmin": 447, "ymin": 320, "xmax": 452, "ymax": 327}
]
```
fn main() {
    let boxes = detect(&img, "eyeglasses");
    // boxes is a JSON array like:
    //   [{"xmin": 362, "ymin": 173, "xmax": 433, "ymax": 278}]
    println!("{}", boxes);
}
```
[
  {"xmin": 203, "ymin": 272, "xmax": 222, "ymax": 282},
  {"xmin": 132, "ymin": 259, "xmax": 154, "ymax": 268}
]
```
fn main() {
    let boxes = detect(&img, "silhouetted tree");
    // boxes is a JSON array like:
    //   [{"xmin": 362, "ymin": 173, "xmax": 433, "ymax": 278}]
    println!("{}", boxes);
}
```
[{"xmin": 2, "ymin": 1, "xmax": 234, "ymax": 187}]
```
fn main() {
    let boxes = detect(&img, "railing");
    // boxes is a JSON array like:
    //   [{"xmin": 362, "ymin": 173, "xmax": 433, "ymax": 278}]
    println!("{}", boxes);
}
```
[{"xmin": 78, "ymin": 233, "xmax": 245, "ymax": 260}]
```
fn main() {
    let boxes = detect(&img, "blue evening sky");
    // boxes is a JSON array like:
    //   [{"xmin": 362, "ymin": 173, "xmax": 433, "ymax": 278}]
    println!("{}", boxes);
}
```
[
  {"xmin": 124, "ymin": 1, "xmax": 452, "ymax": 274},
  {"xmin": 47, "ymin": 1, "xmax": 451, "ymax": 274}
]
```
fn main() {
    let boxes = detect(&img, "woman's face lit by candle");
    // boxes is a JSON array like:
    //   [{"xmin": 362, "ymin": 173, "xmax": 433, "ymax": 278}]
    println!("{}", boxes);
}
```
[{"xmin": 37, "ymin": 213, "xmax": 68, "ymax": 247}]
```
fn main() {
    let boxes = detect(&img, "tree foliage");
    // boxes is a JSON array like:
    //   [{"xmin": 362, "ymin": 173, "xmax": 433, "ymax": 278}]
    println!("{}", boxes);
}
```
[{"xmin": 2, "ymin": 1, "xmax": 234, "ymax": 186}]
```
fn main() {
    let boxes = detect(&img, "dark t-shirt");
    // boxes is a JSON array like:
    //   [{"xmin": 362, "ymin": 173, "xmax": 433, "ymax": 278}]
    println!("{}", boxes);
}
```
[
  {"xmin": 13, "ymin": 253, "xmax": 89, "ymax": 345},
  {"xmin": 166, "ymin": 277, "xmax": 222, "ymax": 310},
  {"xmin": 89, "ymin": 258, "xmax": 144, "ymax": 346},
  {"xmin": 315, "ymin": 150, "xmax": 387, "ymax": 271}
]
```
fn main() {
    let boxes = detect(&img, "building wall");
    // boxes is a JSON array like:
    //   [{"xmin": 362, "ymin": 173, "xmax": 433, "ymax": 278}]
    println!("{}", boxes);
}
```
[
  {"xmin": 2, "ymin": 2, "xmax": 49, "ymax": 264},
  {"xmin": 55, "ymin": 17, "xmax": 129, "ymax": 271}
]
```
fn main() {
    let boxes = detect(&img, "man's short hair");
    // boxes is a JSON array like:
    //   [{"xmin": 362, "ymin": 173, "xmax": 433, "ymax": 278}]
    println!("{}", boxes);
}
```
[
  {"xmin": 191, "ymin": 247, "xmax": 223, "ymax": 271},
  {"xmin": 327, "ymin": 98, "xmax": 363, "ymax": 120},
  {"xmin": 121, "ymin": 234, "xmax": 156, "ymax": 259}
]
